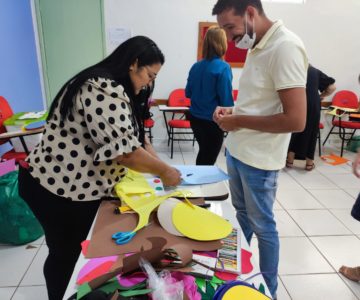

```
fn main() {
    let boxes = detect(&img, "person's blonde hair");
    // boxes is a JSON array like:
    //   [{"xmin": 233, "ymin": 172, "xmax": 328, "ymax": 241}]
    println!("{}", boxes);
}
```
[{"xmin": 202, "ymin": 26, "xmax": 228, "ymax": 60}]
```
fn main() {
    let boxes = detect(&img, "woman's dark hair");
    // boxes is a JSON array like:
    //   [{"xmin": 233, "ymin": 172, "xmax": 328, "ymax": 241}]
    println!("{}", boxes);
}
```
[
  {"xmin": 212, "ymin": 0, "xmax": 264, "ymax": 16},
  {"xmin": 133, "ymin": 82, "xmax": 155, "ymax": 146},
  {"xmin": 47, "ymin": 36, "xmax": 164, "ymax": 144}
]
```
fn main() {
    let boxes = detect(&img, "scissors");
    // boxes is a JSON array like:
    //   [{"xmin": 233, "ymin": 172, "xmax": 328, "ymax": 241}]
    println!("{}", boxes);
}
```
[{"xmin": 112, "ymin": 231, "xmax": 136, "ymax": 245}]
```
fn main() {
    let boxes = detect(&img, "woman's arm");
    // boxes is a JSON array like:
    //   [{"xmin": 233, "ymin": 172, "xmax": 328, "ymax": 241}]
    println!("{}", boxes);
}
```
[
  {"xmin": 117, "ymin": 146, "xmax": 181, "ymax": 186},
  {"xmin": 144, "ymin": 135, "xmax": 159, "ymax": 159},
  {"xmin": 320, "ymin": 83, "xmax": 336, "ymax": 99}
]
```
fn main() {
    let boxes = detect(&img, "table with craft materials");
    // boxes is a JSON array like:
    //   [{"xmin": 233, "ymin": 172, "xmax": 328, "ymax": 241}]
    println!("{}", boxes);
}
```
[{"xmin": 63, "ymin": 178, "xmax": 271, "ymax": 299}]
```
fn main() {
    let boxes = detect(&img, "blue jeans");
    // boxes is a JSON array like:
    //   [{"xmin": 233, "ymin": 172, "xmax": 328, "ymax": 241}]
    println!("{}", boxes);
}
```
[{"xmin": 226, "ymin": 152, "xmax": 279, "ymax": 299}]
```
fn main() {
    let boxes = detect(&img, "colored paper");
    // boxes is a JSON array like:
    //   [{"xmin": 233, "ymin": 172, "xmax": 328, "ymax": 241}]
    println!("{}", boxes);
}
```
[
  {"xmin": 81, "ymin": 240, "xmax": 90, "ymax": 256},
  {"xmin": 0, "ymin": 142, "xmax": 13, "ymax": 157},
  {"xmin": 222, "ymin": 285, "xmax": 270, "ymax": 300},
  {"xmin": 117, "ymin": 272, "xmax": 147, "ymax": 287},
  {"xmin": 114, "ymin": 170, "xmax": 189, "ymax": 233},
  {"xmin": 172, "ymin": 201, "xmax": 232, "ymax": 241},
  {"xmin": 157, "ymin": 198, "xmax": 184, "ymax": 236},
  {"xmin": 77, "ymin": 256, "xmax": 118, "ymax": 284},
  {"xmin": 173, "ymin": 165, "xmax": 230, "ymax": 185},
  {"xmin": 0, "ymin": 158, "xmax": 16, "ymax": 176},
  {"xmin": 86, "ymin": 201, "xmax": 222, "ymax": 259},
  {"xmin": 321, "ymin": 154, "xmax": 349, "ymax": 165}
]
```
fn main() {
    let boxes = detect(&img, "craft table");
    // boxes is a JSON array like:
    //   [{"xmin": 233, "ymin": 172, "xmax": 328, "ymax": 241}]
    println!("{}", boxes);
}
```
[{"xmin": 63, "ymin": 180, "xmax": 271, "ymax": 299}]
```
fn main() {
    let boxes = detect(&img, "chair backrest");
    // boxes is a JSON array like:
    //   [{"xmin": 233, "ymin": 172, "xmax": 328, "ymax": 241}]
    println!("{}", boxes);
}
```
[
  {"xmin": 232, "ymin": 90, "xmax": 239, "ymax": 101},
  {"xmin": 0, "ymin": 96, "xmax": 14, "ymax": 135},
  {"xmin": 331, "ymin": 90, "xmax": 359, "ymax": 109},
  {"xmin": 168, "ymin": 89, "xmax": 191, "ymax": 107}
]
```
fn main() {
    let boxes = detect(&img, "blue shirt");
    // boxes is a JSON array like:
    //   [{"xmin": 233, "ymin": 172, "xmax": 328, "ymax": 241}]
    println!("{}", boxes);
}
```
[{"xmin": 185, "ymin": 57, "xmax": 234, "ymax": 121}]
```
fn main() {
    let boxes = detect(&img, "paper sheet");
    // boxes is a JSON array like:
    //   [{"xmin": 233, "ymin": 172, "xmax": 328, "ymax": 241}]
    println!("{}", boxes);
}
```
[{"xmin": 172, "ymin": 165, "xmax": 230, "ymax": 185}]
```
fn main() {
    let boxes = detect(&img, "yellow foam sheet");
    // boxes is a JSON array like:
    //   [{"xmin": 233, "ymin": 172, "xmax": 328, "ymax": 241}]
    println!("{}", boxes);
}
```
[
  {"xmin": 114, "ymin": 170, "xmax": 190, "ymax": 232},
  {"xmin": 172, "ymin": 202, "xmax": 232, "ymax": 241},
  {"xmin": 222, "ymin": 285, "xmax": 271, "ymax": 300}
]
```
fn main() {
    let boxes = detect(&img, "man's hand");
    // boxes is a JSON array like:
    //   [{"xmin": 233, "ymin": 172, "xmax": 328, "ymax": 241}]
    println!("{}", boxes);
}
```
[
  {"xmin": 213, "ymin": 106, "xmax": 233, "ymax": 123},
  {"xmin": 216, "ymin": 115, "xmax": 240, "ymax": 132}
]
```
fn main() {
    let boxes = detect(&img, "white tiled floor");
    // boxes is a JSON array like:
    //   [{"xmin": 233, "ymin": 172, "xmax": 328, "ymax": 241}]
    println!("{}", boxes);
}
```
[{"xmin": 1, "ymin": 140, "xmax": 359, "ymax": 299}]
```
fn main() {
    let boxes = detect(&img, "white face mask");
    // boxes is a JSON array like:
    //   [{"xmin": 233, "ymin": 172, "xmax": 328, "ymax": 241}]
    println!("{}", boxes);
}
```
[{"xmin": 235, "ymin": 13, "xmax": 256, "ymax": 50}]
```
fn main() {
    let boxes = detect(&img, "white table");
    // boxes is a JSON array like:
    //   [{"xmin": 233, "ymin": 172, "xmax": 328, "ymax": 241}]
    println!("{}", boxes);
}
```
[{"xmin": 63, "ymin": 181, "xmax": 271, "ymax": 299}]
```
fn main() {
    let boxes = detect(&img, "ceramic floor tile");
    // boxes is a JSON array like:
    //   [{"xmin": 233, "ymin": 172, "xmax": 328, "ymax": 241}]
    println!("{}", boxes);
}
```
[
  {"xmin": 311, "ymin": 236, "xmax": 360, "ymax": 271},
  {"xmin": 276, "ymin": 188, "xmax": 323, "ymax": 209},
  {"xmin": 20, "ymin": 244, "xmax": 47, "ymax": 286},
  {"xmin": 26, "ymin": 235, "xmax": 45, "ymax": 246},
  {"xmin": 277, "ymin": 277, "xmax": 292, "ymax": 300},
  {"xmin": 330, "ymin": 209, "xmax": 360, "ymax": 234},
  {"xmin": 157, "ymin": 151, "xmax": 184, "ymax": 165},
  {"xmin": 310, "ymin": 189, "xmax": 356, "ymax": 208},
  {"xmin": 281, "ymin": 274, "xmax": 358, "ymax": 300},
  {"xmin": 340, "ymin": 274, "xmax": 360, "ymax": 299},
  {"xmin": 277, "ymin": 171, "xmax": 303, "ymax": 190},
  {"xmin": 274, "ymin": 210, "xmax": 305, "ymax": 237},
  {"xmin": 316, "ymin": 163, "xmax": 352, "ymax": 175},
  {"xmin": 278, "ymin": 237, "xmax": 333, "ymax": 275},
  {"xmin": 325, "ymin": 174, "xmax": 360, "ymax": 189},
  {"xmin": 0, "ymin": 287, "xmax": 15, "ymax": 300},
  {"xmin": 273, "ymin": 200, "xmax": 283, "ymax": 210},
  {"xmin": 0, "ymin": 245, "xmax": 40, "ymax": 286},
  {"xmin": 181, "ymin": 152, "xmax": 196, "ymax": 165},
  {"xmin": 12, "ymin": 285, "xmax": 48, "ymax": 300},
  {"xmin": 290, "ymin": 173, "xmax": 337, "ymax": 189},
  {"xmin": 344, "ymin": 189, "xmax": 360, "ymax": 199},
  {"xmin": 287, "ymin": 209, "xmax": 351, "ymax": 236}
]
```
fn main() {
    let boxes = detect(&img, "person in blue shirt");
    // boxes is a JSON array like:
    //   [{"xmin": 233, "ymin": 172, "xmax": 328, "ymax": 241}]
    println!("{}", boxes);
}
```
[{"xmin": 185, "ymin": 25, "xmax": 234, "ymax": 165}]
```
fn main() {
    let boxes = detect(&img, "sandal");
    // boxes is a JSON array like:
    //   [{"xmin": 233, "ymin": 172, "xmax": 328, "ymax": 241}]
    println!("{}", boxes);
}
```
[
  {"xmin": 286, "ymin": 160, "xmax": 293, "ymax": 168},
  {"xmin": 305, "ymin": 163, "xmax": 315, "ymax": 171},
  {"xmin": 339, "ymin": 266, "xmax": 360, "ymax": 282}
]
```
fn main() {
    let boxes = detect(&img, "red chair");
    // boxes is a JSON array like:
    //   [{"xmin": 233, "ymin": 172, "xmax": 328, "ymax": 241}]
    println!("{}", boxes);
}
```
[
  {"xmin": 232, "ymin": 89, "xmax": 238, "ymax": 101},
  {"xmin": 317, "ymin": 122, "xmax": 324, "ymax": 156},
  {"xmin": 165, "ymin": 89, "xmax": 195, "ymax": 158},
  {"xmin": 144, "ymin": 113, "xmax": 155, "ymax": 143},
  {"xmin": 322, "ymin": 90, "xmax": 360, "ymax": 156},
  {"xmin": 0, "ymin": 96, "xmax": 42, "ymax": 163}
]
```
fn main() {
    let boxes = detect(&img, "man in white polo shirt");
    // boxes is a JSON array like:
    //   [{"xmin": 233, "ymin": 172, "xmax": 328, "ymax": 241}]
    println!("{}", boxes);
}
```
[{"xmin": 212, "ymin": 0, "xmax": 308, "ymax": 298}]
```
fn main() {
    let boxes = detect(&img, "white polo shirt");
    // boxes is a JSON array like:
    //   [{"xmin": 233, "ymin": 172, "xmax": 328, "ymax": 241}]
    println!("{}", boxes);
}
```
[{"xmin": 226, "ymin": 20, "xmax": 308, "ymax": 170}]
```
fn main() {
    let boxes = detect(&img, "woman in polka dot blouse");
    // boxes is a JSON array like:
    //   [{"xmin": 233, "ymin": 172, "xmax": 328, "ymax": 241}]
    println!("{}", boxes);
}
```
[{"xmin": 18, "ymin": 36, "xmax": 181, "ymax": 300}]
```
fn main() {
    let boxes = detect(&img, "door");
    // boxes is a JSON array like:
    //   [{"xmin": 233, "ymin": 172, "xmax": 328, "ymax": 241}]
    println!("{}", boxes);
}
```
[{"xmin": 35, "ymin": 0, "xmax": 105, "ymax": 105}]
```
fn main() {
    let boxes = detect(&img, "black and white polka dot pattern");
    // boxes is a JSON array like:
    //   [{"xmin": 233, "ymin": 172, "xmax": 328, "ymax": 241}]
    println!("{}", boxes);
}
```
[{"xmin": 26, "ymin": 78, "xmax": 141, "ymax": 201}]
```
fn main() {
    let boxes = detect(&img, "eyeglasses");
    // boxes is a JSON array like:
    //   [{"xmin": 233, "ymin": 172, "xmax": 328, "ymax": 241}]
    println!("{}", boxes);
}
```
[{"xmin": 145, "ymin": 66, "xmax": 157, "ymax": 81}]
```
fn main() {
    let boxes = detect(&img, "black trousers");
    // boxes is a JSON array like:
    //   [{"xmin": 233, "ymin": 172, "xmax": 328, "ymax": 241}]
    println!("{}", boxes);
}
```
[
  {"xmin": 189, "ymin": 114, "xmax": 224, "ymax": 165},
  {"xmin": 18, "ymin": 166, "xmax": 101, "ymax": 300}
]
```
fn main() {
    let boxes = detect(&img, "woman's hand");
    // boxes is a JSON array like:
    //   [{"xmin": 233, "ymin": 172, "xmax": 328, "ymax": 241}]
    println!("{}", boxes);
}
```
[{"xmin": 159, "ymin": 167, "xmax": 182, "ymax": 187}]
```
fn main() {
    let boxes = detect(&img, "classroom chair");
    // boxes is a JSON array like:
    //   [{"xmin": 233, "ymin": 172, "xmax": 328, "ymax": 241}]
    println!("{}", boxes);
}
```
[
  {"xmin": 166, "ymin": 89, "xmax": 195, "ymax": 159},
  {"xmin": 322, "ymin": 90, "xmax": 360, "ymax": 156}
]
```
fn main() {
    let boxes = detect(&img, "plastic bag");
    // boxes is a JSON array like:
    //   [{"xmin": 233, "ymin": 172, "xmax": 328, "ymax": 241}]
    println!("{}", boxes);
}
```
[
  {"xmin": 346, "ymin": 136, "xmax": 360, "ymax": 153},
  {"xmin": 0, "ymin": 170, "xmax": 43, "ymax": 245},
  {"xmin": 139, "ymin": 257, "xmax": 184, "ymax": 300}
]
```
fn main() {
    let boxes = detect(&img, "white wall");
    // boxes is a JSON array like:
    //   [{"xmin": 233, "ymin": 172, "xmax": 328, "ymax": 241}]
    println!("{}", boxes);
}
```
[
  {"xmin": 104, "ymin": 0, "xmax": 360, "ymax": 144},
  {"xmin": 104, "ymin": 0, "xmax": 360, "ymax": 99}
]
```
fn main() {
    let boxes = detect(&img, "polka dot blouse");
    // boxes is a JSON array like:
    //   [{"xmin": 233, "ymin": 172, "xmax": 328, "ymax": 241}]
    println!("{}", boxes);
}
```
[{"xmin": 26, "ymin": 77, "xmax": 141, "ymax": 201}]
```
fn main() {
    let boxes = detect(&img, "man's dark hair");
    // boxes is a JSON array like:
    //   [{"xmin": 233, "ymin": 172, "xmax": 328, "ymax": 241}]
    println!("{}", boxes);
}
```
[{"xmin": 212, "ymin": 0, "xmax": 264, "ymax": 16}]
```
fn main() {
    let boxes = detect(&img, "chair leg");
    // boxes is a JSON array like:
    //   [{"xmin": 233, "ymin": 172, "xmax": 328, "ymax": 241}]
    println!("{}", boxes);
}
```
[
  {"xmin": 170, "ymin": 128, "xmax": 174, "ymax": 159},
  {"xmin": 318, "ymin": 129, "xmax": 322, "ymax": 156},
  {"xmin": 340, "ymin": 131, "xmax": 345, "ymax": 157},
  {"xmin": 149, "ymin": 128, "xmax": 153, "ymax": 143},
  {"xmin": 322, "ymin": 126, "xmax": 334, "ymax": 146}
]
